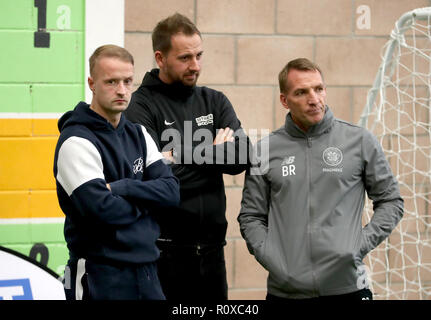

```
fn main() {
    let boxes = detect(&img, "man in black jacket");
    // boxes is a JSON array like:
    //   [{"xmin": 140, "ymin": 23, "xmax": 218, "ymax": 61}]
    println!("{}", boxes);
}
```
[{"xmin": 125, "ymin": 13, "xmax": 251, "ymax": 300}]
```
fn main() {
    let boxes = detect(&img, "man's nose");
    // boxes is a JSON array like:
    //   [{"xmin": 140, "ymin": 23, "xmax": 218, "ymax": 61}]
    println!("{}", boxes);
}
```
[
  {"xmin": 308, "ymin": 90, "xmax": 319, "ymax": 104},
  {"xmin": 189, "ymin": 57, "xmax": 200, "ymax": 72},
  {"xmin": 117, "ymin": 81, "xmax": 127, "ymax": 95}
]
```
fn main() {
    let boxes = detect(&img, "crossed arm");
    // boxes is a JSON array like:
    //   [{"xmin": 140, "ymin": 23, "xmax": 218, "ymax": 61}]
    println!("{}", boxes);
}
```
[
  {"xmin": 56, "ymin": 136, "xmax": 179, "ymax": 226},
  {"xmin": 161, "ymin": 127, "xmax": 235, "ymax": 163}
]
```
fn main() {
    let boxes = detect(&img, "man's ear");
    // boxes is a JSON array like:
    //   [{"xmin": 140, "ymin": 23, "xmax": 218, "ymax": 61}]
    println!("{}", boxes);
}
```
[
  {"xmin": 88, "ymin": 76, "xmax": 95, "ymax": 93},
  {"xmin": 280, "ymin": 93, "xmax": 290, "ymax": 111},
  {"xmin": 154, "ymin": 51, "xmax": 164, "ymax": 69}
]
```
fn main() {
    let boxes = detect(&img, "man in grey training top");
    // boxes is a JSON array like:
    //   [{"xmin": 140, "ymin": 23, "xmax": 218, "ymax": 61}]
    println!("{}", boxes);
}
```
[{"xmin": 238, "ymin": 58, "xmax": 404, "ymax": 300}]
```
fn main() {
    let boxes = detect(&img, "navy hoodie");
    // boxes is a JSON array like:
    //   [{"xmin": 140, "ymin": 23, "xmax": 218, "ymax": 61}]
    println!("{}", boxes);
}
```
[{"xmin": 53, "ymin": 102, "xmax": 180, "ymax": 265}]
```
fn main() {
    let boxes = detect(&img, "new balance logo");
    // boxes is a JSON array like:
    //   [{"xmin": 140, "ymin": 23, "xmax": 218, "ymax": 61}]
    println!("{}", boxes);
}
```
[
  {"xmin": 281, "ymin": 156, "xmax": 295, "ymax": 165},
  {"xmin": 282, "ymin": 156, "xmax": 296, "ymax": 176}
]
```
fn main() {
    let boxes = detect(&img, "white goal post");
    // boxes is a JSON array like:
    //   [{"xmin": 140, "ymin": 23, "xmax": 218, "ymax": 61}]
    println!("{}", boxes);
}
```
[{"xmin": 359, "ymin": 7, "xmax": 431, "ymax": 300}]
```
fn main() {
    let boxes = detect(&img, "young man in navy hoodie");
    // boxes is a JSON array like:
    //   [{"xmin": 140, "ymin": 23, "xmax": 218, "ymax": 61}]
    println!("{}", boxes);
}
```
[{"xmin": 53, "ymin": 45, "xmax": 180, "ymax": 300}]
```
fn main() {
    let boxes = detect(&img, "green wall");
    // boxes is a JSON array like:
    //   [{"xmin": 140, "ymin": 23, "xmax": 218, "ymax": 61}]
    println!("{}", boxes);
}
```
[{"xmin": 0, "ymin": 0, "xmax": 85, "ymax": 275}]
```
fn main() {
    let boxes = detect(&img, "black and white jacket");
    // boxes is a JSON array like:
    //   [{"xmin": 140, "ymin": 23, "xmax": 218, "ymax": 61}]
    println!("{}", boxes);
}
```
[{"xmin": 53, "ymin": 102, "xmax": 180, "ymax": 265}]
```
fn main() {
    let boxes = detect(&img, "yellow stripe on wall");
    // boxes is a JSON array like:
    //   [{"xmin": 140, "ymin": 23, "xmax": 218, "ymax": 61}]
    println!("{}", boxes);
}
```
[
  {"xmin": 1, "ymin": 118, "xmax": 65, "ymax": 219},
  {"xmin": 0, "ymin": 191, "xmax": 29, "ymax": 219},
  {"xmin": 0, "ymin": 137, "xmax": 58, "ymax": 190},
  {"xmin": 33, "ymin": 119, "xmax": 60, "ymax": 136},
  {"xmin": 0, "ymin": 191, "xmax": 63, "ymax": 219},
  {"xmin": 0, "ymin": 119, "xmax": 32, "ymax": 137},
  {"xmin": 30, "ymin": 190, "xmax": 64, "ymax": 218},
  {"xmin": 0, "ymin": 118, "xmax": 59, "ymax": 137}
]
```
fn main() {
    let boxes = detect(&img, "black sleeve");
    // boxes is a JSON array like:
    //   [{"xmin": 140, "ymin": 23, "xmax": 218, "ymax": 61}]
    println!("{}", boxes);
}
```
[
  {"xmin": 174, "ymin": 92, "xmax": 252, "ymax": 175},
  {"xmin": 124, "ymin": 92, "xmax": 161, "ymax": 150}
]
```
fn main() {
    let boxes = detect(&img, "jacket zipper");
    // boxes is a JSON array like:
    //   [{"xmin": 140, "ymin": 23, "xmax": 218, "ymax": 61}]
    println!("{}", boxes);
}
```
[{"xmin": 306, "ymin": 135, "xmax": 319, "ymax": 296}]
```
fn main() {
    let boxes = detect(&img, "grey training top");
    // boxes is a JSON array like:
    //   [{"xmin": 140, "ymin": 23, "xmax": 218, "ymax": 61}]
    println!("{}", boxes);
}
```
[{"xmin": 238, "ymin": 106, "xmax": 403, "ymax": 298}]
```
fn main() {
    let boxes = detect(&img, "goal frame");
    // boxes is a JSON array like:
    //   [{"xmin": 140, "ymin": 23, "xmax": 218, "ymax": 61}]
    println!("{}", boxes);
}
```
[
  {"xmin": 359, "ymin": 7, "xmax": 431, "ymax": 128},
  {"xmin": 358, "ymin": 7, "xmax": 431, "ymax": 300}
]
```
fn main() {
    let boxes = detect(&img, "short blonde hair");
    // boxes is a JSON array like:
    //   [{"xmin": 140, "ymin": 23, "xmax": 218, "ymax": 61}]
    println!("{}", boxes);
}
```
[{"xmin": 89, "ymin": 45, "xmax": 134, "ymax": 77}]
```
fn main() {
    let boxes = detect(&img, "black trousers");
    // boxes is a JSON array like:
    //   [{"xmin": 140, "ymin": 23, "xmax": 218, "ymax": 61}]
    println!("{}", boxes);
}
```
[
  {"xmin": 64, "ymin": 258, "xmax": 165, "ymax": 300},
  {"xmin": 266, "ymin": 288, "xmax": 373, "ymax": 301},
  {"xmin": 156, "ymin": 244, "xmax": 228, "ymax": 301}
]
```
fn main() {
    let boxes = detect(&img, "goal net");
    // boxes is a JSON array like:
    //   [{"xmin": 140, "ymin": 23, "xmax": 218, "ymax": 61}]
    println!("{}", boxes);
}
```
[{"xmin": 359, "ymin": 7, "xmax": 431, "ymax": 300}]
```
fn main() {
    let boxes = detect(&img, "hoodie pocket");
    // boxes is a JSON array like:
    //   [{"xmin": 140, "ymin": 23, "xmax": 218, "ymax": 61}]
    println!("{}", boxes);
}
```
[
  {"xmin": 254, "ymin": 233, "xmax": 269, "ymax": 269},
  {"xmin": 352, "ymin": 240, "xmax": 362, "ymax": 268},
  {"xmin": 355, "ymin": 230, "xmax": 372, "ymax": 265},
  {"xmin": 256, "ymin": 233, "xmax": 288, "ymax": 283}
]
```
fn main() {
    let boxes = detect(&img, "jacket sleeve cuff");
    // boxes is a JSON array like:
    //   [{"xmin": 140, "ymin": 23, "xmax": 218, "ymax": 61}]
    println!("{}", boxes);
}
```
[{"xmin": 109, "ymin": 179, "xmax": 129, "ymax": 197}]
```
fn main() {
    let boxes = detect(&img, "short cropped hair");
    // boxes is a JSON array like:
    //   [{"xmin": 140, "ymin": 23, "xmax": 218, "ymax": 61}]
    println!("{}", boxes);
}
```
[
  {"xmin": 89, "ymin": 44, "xmax": 134, "ymax": 77},
  {"xmin": 278, "ymin": 58, "xmax": 323, "ymax": 93},
  {"xmin": 152, "ymin": 13, "xmax": 201, "ymax": 54}
]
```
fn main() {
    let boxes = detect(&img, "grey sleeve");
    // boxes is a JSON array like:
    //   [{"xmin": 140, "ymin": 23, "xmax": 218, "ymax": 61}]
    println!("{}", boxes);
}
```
[
  {"xmin": 360, "ymin": 130, "xmax": 404, "ymax": 258},
  {"xmin": 237, "ymin": 160, "xmax": 270, "ymax": 258}
]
